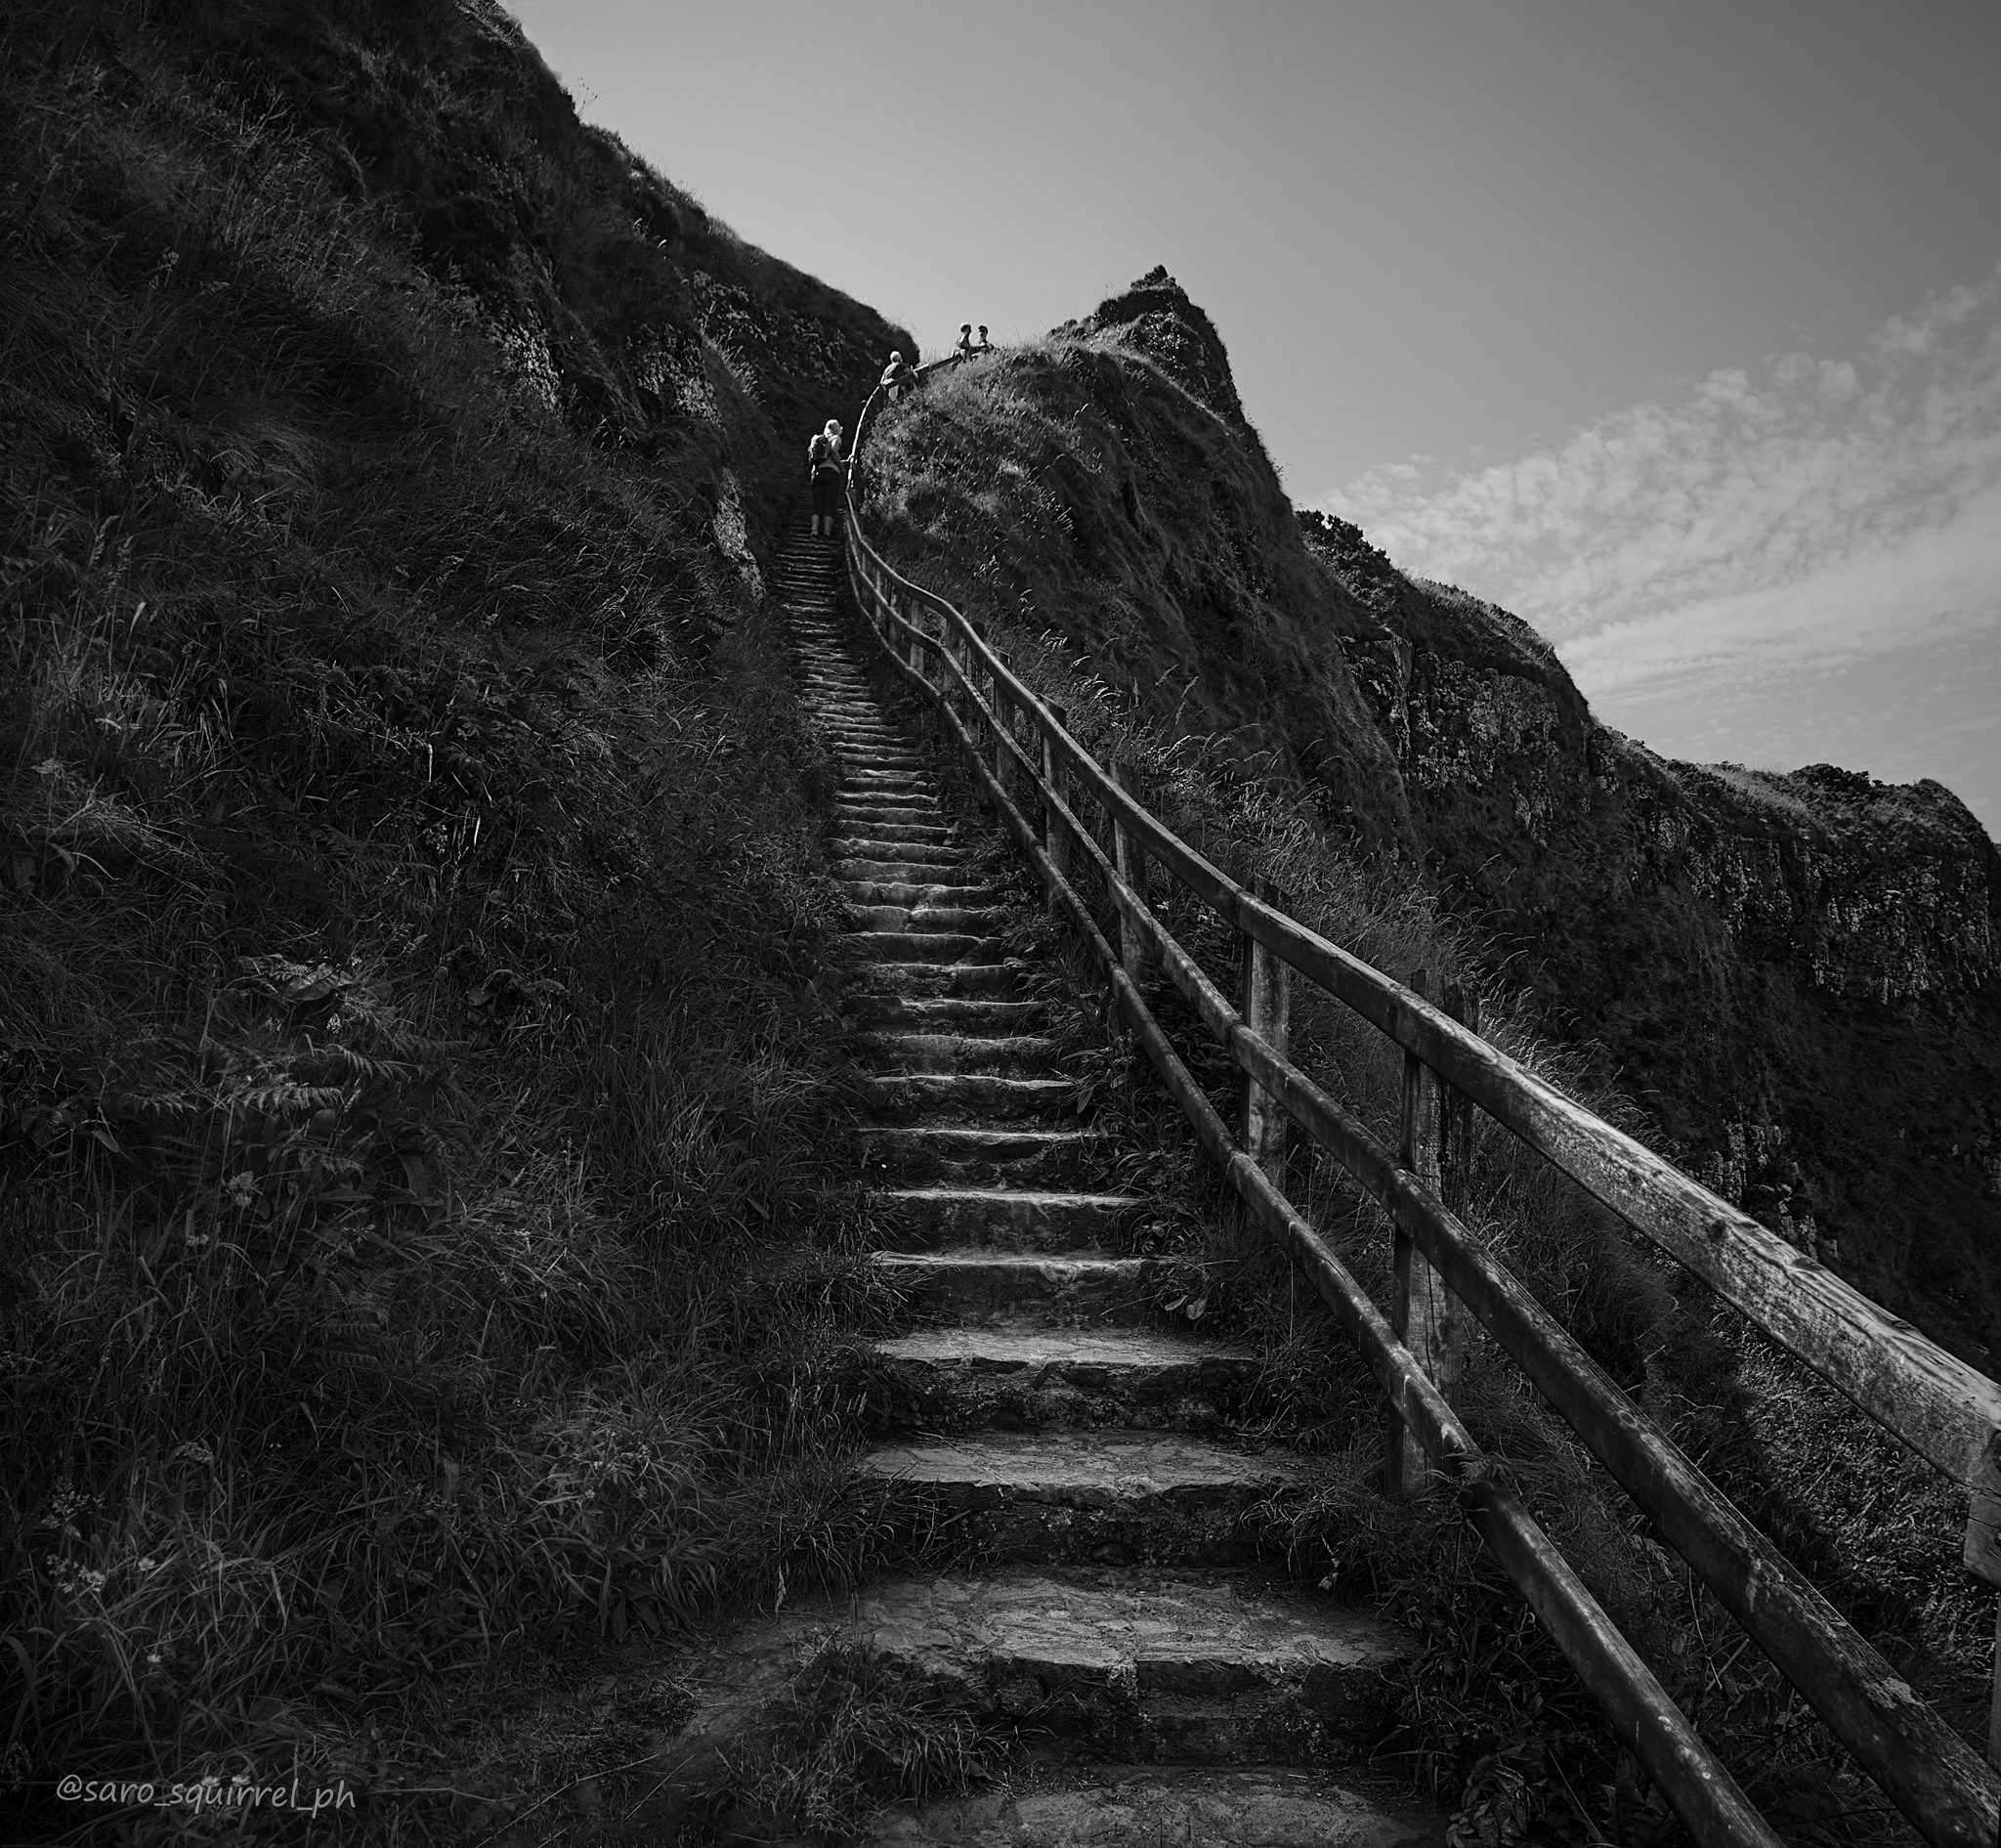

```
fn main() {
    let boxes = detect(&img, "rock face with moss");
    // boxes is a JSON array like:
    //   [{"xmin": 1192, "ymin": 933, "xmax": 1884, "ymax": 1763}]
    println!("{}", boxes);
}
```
[
  {"xmin": 1299, "ymin": 506, "xmax": 2001, "ymax": 1354},
  {"xmin": 866, "ymin": 270, "xmax": 2001, "ymax": 1362}
]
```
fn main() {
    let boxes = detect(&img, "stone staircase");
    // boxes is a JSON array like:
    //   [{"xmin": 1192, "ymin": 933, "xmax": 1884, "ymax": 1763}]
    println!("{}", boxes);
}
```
[{"xmin": 744, "ymin": 523, "xmax": 1445, "ymax": 1843}]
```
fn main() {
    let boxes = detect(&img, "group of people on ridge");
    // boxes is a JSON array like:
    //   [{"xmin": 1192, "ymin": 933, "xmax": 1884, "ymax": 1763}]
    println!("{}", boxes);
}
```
[{"xmin": 809, "ymin": 327, "xmax": 1000, "ymax": 538}]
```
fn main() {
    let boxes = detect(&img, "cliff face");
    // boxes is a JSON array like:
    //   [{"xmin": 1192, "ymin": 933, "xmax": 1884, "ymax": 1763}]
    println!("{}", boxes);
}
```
[
  {"xmin": 870, "ymin": 271, "xmax": 2001, "ymax": 1361},
  {"xmin": 1304, "ymin": 510, "xmax": 2001, "ymax": 1352}
]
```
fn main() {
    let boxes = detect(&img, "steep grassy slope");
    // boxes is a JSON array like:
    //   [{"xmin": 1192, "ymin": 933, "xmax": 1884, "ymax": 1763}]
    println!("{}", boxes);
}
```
[
  {"xmin": 863, "ymin": 268, "xmax": 2001, "ymax": 1366},
  {"xmin": 0, "ymin": 0, "xmax": 909, "ymax": 1833}
]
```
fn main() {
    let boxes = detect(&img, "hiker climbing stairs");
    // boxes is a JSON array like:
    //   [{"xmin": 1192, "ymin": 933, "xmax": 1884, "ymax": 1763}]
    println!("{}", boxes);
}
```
[{"xmin": 749, "ymin": 520, "xmax": 1448, "ymax": 1843}]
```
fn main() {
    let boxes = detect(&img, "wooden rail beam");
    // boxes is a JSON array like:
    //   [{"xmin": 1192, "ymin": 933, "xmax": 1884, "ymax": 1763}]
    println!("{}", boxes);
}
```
[
  {"xmin": 1240, "ymin": 874, "xmax": 1290, "ymax": 1190},
  {"xmin": 1390, "ymin": 970, "xmax": 1468, "ymax": 1496},
  {"xmin": 1111, "ymin": 760, "xmax": 1159, "ymax": 1004}
]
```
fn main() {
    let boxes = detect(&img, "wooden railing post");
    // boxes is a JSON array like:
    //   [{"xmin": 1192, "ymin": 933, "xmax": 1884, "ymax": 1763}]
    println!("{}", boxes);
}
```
[
  {"xmin": 991, "ymin": 656, "xmax": 1013, "ymax": 803},
  {"xmin": 1388, "ymin": 969, "xmax": 1469, "ymax": 1496},
  {"xmin": 1111, "ymin": 760, "xmax": 1158, "ymax": 1001},
  {"xmin": 1041, "ymin": 704, "xmax": 1071, "ymax": 905},
  {"xmin": 1241, "ymin": 874, "xmax": 1292, "ymax": 1188},
  {"xmin": 1964, "ymin": 1435, "xmax": 2001, "ymax": 1767},
  {"xmin": 1441, "ymin": 981, "xmax": 1480, "ymax": 1211}
]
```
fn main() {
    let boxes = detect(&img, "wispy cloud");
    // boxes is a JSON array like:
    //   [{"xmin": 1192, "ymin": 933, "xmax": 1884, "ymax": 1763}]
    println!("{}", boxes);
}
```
[{"xmin": 1325, "ymin": 263, "xmax": 2001, "ymax": 706}]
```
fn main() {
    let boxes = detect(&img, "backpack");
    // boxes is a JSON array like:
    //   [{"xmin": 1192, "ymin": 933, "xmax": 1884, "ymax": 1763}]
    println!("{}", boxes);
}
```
[{"xmin": 808, "ymin": 433, "xmax": 833, "ymax": 467}]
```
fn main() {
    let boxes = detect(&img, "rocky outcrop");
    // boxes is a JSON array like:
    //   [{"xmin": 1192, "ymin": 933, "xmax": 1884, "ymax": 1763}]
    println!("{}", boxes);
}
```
[{"xmin": 1299, "ymin": 509, "xmax": 2001, "ymax": 1357}]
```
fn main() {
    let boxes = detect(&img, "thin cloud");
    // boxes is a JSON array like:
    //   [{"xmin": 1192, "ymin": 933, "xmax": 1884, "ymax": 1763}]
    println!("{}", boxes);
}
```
[{"xmin": 1325, "ymin": 263, "xmax": 2001, "ymax": 705}]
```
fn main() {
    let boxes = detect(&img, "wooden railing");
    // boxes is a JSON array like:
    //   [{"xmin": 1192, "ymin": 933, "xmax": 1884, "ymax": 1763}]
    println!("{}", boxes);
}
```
[{"xmin": 839, "ymin": 377, "xmax": 2001, "ymax": 1848}]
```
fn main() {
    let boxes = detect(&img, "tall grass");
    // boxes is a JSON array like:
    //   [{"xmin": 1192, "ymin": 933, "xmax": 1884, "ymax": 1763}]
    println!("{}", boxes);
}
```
[{"xmin": 0, "ymin": 7, "xmax": 902, "ymax": 1838}]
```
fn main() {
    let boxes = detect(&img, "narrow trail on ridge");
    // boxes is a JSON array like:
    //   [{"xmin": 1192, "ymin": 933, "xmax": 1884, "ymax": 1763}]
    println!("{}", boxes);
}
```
[{"xmin": 745, "ymin": 518, "xmax": 1448, "ymax": 1844}]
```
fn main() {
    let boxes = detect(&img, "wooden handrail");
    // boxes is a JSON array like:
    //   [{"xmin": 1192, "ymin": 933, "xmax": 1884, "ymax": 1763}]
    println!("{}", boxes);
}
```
[
  {"xmin": 840, "ymin": 383, "xmax": 2001, "ymax": 1846},
  {"xmin": 847, "ymin": 390, "xmax": 2001, "ymax": 1486}
]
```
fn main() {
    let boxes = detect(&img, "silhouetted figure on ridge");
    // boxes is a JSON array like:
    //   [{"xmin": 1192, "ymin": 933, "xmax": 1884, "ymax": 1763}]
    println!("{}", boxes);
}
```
[
  {"xmin": 955, "ymin": 323, "xmax": 974, "ymax": 361},
  {"xmin": 975, "ymin": 324, "xmax": 992, "ymax": 353},
  {"xmin": 807, "ymin": 417, "xmax": 846, "ymax": 538}
]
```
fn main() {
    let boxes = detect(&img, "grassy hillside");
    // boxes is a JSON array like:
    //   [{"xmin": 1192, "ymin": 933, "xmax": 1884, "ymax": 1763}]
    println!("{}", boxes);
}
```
[
  {"xmin": 858, "ymin": 278, "xmax": 1997, "ymax": 1835},
  {"xmin": 0, "ymin": 1, "xmax": 909, "ymax": 1835}
]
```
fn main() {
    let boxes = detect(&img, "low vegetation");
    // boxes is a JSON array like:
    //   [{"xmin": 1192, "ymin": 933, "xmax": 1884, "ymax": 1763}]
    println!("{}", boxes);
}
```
[
  {"xmin": 859, "ymin": 334, "xmax": 1993, "ymax": 1840},
  {"xmin": 0, "ymin": 2, "xmax": 909, "ymax": 1838}
]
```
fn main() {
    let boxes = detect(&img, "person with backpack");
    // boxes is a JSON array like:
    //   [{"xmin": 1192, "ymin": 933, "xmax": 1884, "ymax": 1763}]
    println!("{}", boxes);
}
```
[
  {"xmin": 879, "ymin": 349, "xmax": 916, "ymax": 403},
  {"xmin": 807, "ymin": 418, "xmax": 846, "ymax": 538}
]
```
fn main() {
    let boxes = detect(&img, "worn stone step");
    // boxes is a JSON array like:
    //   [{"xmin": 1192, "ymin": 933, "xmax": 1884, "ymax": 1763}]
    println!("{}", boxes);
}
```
[
  {"xmin": 856, "ymin": 1073, "xmax": 1076, "ymax": 1122},
  {"xmin": 831, "ymin": 848, "xmax": 964, "ymax": 877},
  {"xmin": 857, "ymin": 1123, "xmax": 1097, "ymax": 1184},
  {"xmin": 845, "ymin": 904, "xmax": 1011, "ymax": 937},
  {"xmin": 832, "ymin": 833, "xmax": 958, "ymax": 857},
  {"xmin": 833, "ymin": 787, "xmax": 941, "ymax": 810},
  {"xmin": 846, "ymin": 961, "xmax": 1037, "ymax": 1002},
  {"xmin": 834, "ymin": 879, "xmax": 1006, "ymax": 908},
  {"xmin": 872, "ymin": 1251, "xmax": 1159, "ymax": 1326},
  {"xmin": 859, "ymin": 1031, "xmax": 1058, "ymax": 1076},
  {"xmin": 832, "ymin": 803, "xmax": 949, "ymax": 829},
  {"xmin": 863, "ymin": 1765, "xmax": 1444, "ymax": 1845},
  {"xmin": 847, "ymin": 931, "xmax": 1008, "ymax": 967},
  {"xmin": 864, "ymin": 1432, "xmax": 1300, "ymax": 1564},
  {"xmin": 874, "ymin": 1325, "xmax": 1256, "ymax": 1432},
  {"xmin": 847, "ymin": 996, "xmax": 1047, "ymax": 1036},
  {"xmin": 851, "ymin": 1560, "xmax": 1404, "ymax": 1762},
  {"xmin": 668, "ymin": 1576, "xmax": 1419, "ymax": 1829},
  {"xmin": 832, "ymin": 840, "xmax": 965, "ymax": 868},
  {"xmin": 872, "ymin": 1185, "xmax": 1140, "ymax": 1247},
  {"xmin": 842, "ymin": 767, "xmax": 937, "ymax": 788}
]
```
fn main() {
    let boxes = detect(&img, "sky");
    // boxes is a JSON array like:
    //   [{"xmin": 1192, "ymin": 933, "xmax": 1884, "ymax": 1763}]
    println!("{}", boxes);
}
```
[{"xmin": 511, "ymin": 0, "xmax": 2001, "ymax": 833}]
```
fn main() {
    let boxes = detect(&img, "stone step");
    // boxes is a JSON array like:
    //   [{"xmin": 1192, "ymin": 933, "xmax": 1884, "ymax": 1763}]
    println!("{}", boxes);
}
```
[
  {"xmin": 831, "ymin": 840, "xmax": 964, "ymax": 865},
  {"xmin": 834, "ymin": 879, "xmax": 1006, "ymax": 908},
  {"xmin": 792, "ymin": 1569, "xmax": 1392, "ymax": 1770},
  {"xmin": 871, "ymin": 1251, "xmax": 1159, "ymax": 1326},
  {"xmin": 833, "ymin": 787, "xmax": 941, "ymax": 810},
  {"xmin": 830, "ymin": 751, "xmax": 930, "ymax": 769},
  {"xmin": 858, "ymin": 1031, "xmax": 1058, "ymax": 1077},
  {"xmin": 846, "ymin": 995, "xmax": 1048, "ymax": 1034},
  {"xmin": 841, "ymin": 767, "xmax": 937, "ymax": 788},
  {"xmin": 856, "ymin": 1073, "xmax": 1076, "ymax": 1123},
  {"xmin": 873, "ymin": 1324, "xmax": 1256, "ymax": 1432},
  {"xmin": 844, "ymin": 903, "xmax": 1012, "ymax": 936},
  {"xmin": 861, "ymin": 1765, "xmax": 1444, "ymax": 1845},
  {"xmin": 857, "ymin": 1123, "xmax": 1098, "ymax": 1185},
  {"xmin": 872, "ymin": 1185, "xmax": 1140, "ymax": 1247},
  {"xmin": 832, "ymin": 827, "xmax": 958, "ymax": 852},
  {"xmin": 863, "ymin": 1432, "xmax": 1301, "ymax": 1563},
  {"xmin": 846, "ymin": 961, "xmax": 1037, "ymax": 1002},
  {"xmin": 833, "ymin": 802, "xmax": 950, "ymax": 828},
  {"xmin": 832, "ymin": 840, "xmax": 965, "ymax": 868},
  {"xmin": 847, "ymin": 931, "xmax": 1008, "ymax": 967}
]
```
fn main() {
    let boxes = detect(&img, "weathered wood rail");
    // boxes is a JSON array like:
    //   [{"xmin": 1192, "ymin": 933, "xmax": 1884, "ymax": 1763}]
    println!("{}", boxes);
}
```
[{"xmin": 839, "ymin": 373, "xmax": 2001, "ymax": 1848}]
